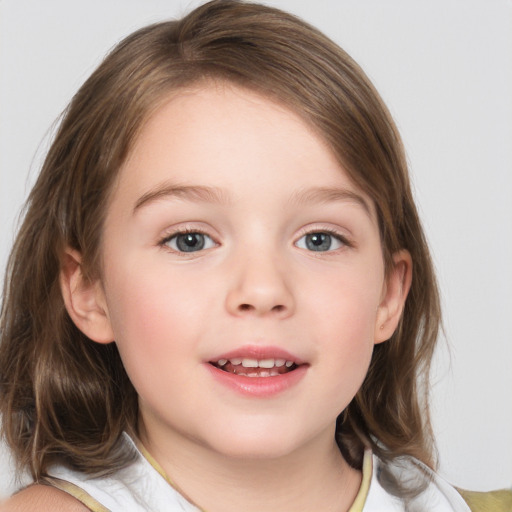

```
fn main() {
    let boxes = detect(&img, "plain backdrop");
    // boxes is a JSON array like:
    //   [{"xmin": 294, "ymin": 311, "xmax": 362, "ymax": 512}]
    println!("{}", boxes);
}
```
[{"xmin": 1, "ymin": 0, "xmax": 511, "ymax": 500}]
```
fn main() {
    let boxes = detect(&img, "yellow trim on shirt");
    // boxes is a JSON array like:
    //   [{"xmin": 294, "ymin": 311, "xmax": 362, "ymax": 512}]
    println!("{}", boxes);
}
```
[
  {"xmin": 348, "ymin": 449, "xmax": 372, "ymax": 512},
  {"xmin": 139, "ymin": 440, "xmax": 373, "ymax": 512},
  {"xmin": 136, "ymin": 439, "xmax": 207, "ymax": 512},
  {"xmin": 135, "ymin": 439, "xmax": 169, "ymax": 482},
  {"xmin": 43, "ymin": 440, "xmax": 373, "ymax": 512},
  {"xmin": 41, "ymin": 476, "xmax": 110, "ymax": 512},
  {"xmin": 458, "ymin": 488, "xmax": 512, "ymax": 512}
]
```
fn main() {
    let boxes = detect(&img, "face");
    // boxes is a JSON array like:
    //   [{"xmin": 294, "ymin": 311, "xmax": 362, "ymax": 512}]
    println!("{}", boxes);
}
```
[{"xmin": 87, "ymin": 83, "xmax": 403, "ymax": 461}]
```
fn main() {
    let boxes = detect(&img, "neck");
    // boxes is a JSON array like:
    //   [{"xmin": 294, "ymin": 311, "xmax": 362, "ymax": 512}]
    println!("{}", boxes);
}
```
[{"xmin": 138, "ymin": 422, "xmax": 362, "ymax": 512}]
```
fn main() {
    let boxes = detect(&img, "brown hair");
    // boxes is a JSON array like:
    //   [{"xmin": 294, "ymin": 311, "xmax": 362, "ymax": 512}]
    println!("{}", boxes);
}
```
[{"xmin": 0, "ymin": 0, "xmax": 440, "ymax": 479}]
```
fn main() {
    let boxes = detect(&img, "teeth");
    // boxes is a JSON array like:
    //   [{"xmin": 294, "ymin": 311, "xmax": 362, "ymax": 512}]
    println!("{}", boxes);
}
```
[
  {"xmin": 216, "ymin": 357, "xmax": 296, "ymax": 369},
  {"xmin": 241, "ymin": 358, "xmax": 259, "ymax": 368}
]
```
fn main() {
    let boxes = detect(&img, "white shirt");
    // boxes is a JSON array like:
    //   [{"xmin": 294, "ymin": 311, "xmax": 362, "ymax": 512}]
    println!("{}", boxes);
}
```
[{"xmin": 45, "ymin": 433, "xmax": 470, "ymax": 512}]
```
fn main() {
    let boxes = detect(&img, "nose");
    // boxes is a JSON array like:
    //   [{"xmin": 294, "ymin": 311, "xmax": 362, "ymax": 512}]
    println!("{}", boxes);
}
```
[{"xmin": 225, "ymin": 250, "xmax": 295, "ymax": 318}]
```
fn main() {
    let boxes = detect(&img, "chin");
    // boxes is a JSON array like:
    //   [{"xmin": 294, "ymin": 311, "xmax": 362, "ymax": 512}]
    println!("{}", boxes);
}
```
[
  {"xmin": 199, "ymin": 418, "xmax": 318, "ymax": 461},
  {"xmin": 212, "ymin": 439, "xmax": 300, "ymax": 461}
]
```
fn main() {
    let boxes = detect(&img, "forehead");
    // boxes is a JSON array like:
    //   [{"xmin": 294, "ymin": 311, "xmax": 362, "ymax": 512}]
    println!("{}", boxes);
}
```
[{"xmin": 112, "ymin": 82, "xmax": 374, "ymax": 217}]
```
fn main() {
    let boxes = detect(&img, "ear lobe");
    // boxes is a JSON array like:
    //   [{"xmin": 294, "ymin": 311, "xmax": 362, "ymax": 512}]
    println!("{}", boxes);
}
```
[
  {"xmin": 374, "ymin": 250, "xmax": 412, "ymax": 344},
  {"xmin": 60, "ymin": 248, "xmax": 114, "ymax": 344}
]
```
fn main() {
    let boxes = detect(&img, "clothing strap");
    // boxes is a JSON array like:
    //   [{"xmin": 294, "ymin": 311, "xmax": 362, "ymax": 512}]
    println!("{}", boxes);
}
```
[
  {"xmin": 41, "ymin": 437, "xmax": 373, "ymax": 512},
  {"xmin": 458, "ymin": 488, "xmax": 512, "ymax": 512},
  {"xmin": 40, "ymin": 476, "xmax": 109, "ymax": 512},
  {"xmin": 42, "ymin": 433, "xmax": 509, "ymax": 512}
]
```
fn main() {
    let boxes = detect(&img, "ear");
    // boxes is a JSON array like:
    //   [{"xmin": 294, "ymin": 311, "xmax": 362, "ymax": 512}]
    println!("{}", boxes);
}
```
[
  {"xmin": 374, "ymin": 250, "xmax": 412, "ymax": 344},
  {"xmin": 60, "ymin": 248, "xmax": 115, "ymax": 344}
]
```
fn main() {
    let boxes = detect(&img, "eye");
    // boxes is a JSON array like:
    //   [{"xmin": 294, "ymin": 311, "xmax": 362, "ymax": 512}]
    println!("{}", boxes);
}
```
[
  {"xmin": 295, "ymin": 231, "xmax": 346, "ymax": 252},
  {"xmin": 163, "ymin": 231, "xmax": 216, "ymax": 253}
]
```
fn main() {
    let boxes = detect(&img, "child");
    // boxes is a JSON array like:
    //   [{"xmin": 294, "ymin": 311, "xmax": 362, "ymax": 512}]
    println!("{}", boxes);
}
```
[{"xmin": 0, "ymin": 1, "xmax": 510, "ymax": 510}]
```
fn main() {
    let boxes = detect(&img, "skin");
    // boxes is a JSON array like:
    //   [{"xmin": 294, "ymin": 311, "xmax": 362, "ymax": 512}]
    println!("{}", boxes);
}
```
[
  {"xmin": 0, "ymin": 486, "xmax": 89, "ymax": 511},
  {"xmin": 8, "ymin": 82, "xmax": 410, "ymax": 511}
]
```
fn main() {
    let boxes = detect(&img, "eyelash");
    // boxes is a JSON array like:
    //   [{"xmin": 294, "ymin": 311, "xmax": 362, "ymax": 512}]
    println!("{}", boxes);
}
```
[
  {"xmin": 158, "ymin": 228, "xmax": 217, "ymax": 254},
  {"xmin": 158, "ymin": 226, "xmax": 353, "ymax": 255},
  {"xmin": 294, "ymin": 227, "xmax": 353, "ymax": 251}
]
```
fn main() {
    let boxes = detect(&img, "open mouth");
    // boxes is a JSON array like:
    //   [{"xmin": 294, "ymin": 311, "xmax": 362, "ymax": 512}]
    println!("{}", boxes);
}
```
[{"xmin": 210, "ymin": 357, "xmax": 299, "ymax": 378}]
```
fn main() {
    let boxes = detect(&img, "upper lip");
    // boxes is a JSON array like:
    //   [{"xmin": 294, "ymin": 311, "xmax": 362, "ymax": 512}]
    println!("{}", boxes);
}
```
[{"xmin": 207, "ymin": 345, "xmax": 306, "ymax": 365}]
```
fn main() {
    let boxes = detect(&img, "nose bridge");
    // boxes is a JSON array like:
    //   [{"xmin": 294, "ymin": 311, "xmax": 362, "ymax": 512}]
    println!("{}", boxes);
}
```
[{"xmin": 225, "ymin": 236, "xmax": 294, "ymax": 317}]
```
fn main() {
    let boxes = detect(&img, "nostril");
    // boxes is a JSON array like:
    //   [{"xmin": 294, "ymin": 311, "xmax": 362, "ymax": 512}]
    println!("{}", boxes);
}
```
[{"xmin": 238, "ymin": 303, "xmax": 286, "ymax": 313}]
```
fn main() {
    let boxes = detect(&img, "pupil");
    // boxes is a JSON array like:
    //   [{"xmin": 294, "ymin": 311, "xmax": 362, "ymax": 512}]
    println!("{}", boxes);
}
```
[
  {"xmin": 306, "ymin": 233, "xmax": 331, "ymax": 251},
  {"xmin": 177, "ymin": 233, "xmax": 205, "ymax": 252}
]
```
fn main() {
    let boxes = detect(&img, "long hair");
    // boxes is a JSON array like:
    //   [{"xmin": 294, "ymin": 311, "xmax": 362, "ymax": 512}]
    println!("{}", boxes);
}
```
[{"xmin": 0, "ymin": 0, "xmax": 441, "ymax": 479}]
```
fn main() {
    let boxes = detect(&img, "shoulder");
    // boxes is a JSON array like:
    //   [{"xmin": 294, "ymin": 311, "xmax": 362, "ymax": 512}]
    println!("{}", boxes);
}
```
[{"xmin": 0, "ymin": 484, "xmax": 90, "ymax": 512}]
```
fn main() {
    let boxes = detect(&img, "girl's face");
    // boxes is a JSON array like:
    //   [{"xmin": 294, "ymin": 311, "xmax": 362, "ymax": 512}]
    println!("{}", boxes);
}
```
[{"xmin": 85, "ymin": 83, "xmax": 408, "ymax": 461}]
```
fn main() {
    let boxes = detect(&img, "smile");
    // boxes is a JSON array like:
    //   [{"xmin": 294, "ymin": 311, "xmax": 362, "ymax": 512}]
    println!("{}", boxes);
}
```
[
  {"xmin": 211, "ymin": 358, "xmax": 298, "ymax": 377},
  {"xmin": 206, "ymin": 347, "xmax": 307, "ymax": 397}
]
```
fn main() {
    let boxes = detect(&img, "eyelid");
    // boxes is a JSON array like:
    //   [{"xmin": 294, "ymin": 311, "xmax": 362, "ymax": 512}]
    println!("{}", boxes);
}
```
[
  {"xmin": 158, "ymin": 224, "xmax": 219, "ymax": 253},
  {"xmin": 294, "ymin": 225, "xmax": 354, "ymax": 250}
]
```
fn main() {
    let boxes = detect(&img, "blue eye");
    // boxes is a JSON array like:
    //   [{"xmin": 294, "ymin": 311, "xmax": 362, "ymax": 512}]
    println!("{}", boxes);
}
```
[
  {"xmin": 296, "ymin": 232, "xmax": 345, "ymax": 252},
  {"xmin": 164, "ymin": 232, "xmax": 216, "ymax": 253}
]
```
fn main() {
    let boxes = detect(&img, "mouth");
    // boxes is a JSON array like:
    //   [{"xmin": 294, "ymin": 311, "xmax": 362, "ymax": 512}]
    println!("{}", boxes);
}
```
[
  {"xmin": 206, "ymin": 348, "xmax": 308, "ymax": 396},
  {"xmin": 209, "ymin": 357, "xmax": 299, "ymax": 378}
]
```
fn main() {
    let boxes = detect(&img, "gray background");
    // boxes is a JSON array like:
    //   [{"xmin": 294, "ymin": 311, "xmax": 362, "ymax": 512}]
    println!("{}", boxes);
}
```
[{"xmin": 1, "ymin": 0, "xmax": 511, "ymax": 499}]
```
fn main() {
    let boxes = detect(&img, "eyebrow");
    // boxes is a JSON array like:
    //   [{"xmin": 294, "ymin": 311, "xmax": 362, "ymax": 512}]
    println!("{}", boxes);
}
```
[
  {"xmin": 133, "ymin": 182, "xmax": 231, "ymax": 213},
  {"xmin": 290, "ymin": 187, "xmax": 372, "ymax": 216},
  {"xmin": 133, "ymin": 182, "xmax": 371, "ymax": 217}
]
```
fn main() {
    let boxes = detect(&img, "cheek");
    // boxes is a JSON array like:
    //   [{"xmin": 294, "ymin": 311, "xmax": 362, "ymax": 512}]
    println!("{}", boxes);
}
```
[
  {"xmin": 307, "ymin": 260, "xmax": 383, "ymax": 334},
  {"xmin": 306, "ymin": 261, "xmax": 383, "ymax": 385},
  {"xmin": 105, "ymin": 251, "xmax": 205, "ymax": 332},
  {"xmin": 102, "ymin": 260, "xmax": 205, "ymax": 391},
  {"xmin": 317, "ymin": 295, "xmax": 377, "ymax": 414}
]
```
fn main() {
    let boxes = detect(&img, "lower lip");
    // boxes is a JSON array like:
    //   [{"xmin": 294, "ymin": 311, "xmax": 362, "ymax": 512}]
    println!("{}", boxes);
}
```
[{"xmin": 205, "ymin": 364, "xmax": 308, "ymax": 397}]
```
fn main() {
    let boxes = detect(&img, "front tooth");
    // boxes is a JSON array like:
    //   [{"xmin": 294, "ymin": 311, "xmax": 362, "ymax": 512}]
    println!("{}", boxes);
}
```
[
  {"xmin": 230, "ymin": 358, "xmax": 242, "ymax": 365},
  {"xmin": 241, "ymin": 358, "xmax": 258, "ymax": 368},
  {"xmin": 217, "ymin": 359, "xmax": 228, "ymax": 366},
  {"xmin": 258, "ymin": 359, "xmax": 275, "ymax": 368},
  {"xmin": 285, "ymin": 360, "xmax": 294, "ymax": 368},
  {"xmin": 275, "ymin": 359, "xmax": 286, "ymax": 367}
]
